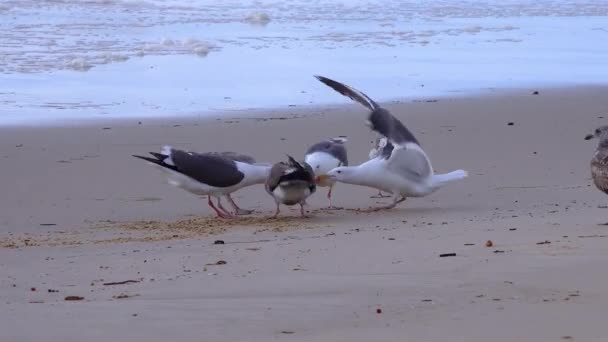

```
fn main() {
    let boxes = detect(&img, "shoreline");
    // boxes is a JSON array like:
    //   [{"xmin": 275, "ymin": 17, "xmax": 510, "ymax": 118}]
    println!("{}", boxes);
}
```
[{"xmin": 2, "ymin": 84, "xmax": 607, "ymax": 129}]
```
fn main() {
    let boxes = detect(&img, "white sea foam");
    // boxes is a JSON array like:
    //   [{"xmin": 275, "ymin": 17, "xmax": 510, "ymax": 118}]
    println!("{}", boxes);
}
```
[
  {"xmin": 161, "ymin": 38, "xmax": 176, "ymax": 46},
  {"xmin": 244, "ymin": 12, "xmax": 271, "ymax": 26},
  {"xmin": 183, "ymin": 38, "xmax": 213, "ymax": 57},
  {"xmin": 100, "ymin": 53, "xmax": 130, "ymax": 63},
  {"xmin": 65, "ymin": 58, "xmax": 93, "ymax": 71},
  {"xmin": 192, "ymin": 45, "xmax": 211, "ymax": 57},
  {"xmin": 1, "ymin": 0, "xmax": 608, "ymax": 125}
]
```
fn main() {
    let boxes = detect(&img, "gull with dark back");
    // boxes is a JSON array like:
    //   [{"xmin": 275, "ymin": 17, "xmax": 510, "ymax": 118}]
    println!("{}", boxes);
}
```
[{"xmin": 133, "ymin": 146, "xmax": 271, "ymax": 219}]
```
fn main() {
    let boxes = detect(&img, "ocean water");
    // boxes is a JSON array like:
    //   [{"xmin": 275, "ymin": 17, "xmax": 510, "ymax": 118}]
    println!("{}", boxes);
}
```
[{"xmin": 0, "ymin": 0, "xmax": 607, "ymax": 125}]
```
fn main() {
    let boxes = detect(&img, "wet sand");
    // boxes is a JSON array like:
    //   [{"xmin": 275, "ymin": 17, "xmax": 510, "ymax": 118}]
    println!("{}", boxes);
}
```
[{"xmin": 2, "ymin": 87, "xmax": 608, "ymax": 341}]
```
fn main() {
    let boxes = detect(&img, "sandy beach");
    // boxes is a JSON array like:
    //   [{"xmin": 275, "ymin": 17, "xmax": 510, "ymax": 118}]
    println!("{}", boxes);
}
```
[{"xmin": 2, "ymin": 87, "xmax": 608, "ymax": 341}]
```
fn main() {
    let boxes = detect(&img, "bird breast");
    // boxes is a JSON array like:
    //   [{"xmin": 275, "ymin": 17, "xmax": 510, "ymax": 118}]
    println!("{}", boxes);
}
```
[{"xmin": 273, "ymin": 184, "xmax": 311, "ymax": 205}]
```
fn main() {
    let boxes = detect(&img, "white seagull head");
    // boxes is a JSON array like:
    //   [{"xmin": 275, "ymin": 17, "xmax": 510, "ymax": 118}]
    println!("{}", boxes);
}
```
[{"xmin": 322, "ymin": 166, "xmax": 357, "ymax": 184}]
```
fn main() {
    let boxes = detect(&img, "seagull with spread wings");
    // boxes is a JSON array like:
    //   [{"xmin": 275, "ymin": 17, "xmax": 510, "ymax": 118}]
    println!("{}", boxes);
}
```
[{"xmin": 314, "ymin": 75, "xmax": 468, "ymax": 211}]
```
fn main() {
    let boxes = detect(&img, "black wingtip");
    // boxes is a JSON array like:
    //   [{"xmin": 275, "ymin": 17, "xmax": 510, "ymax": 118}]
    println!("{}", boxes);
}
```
[
  {"xmin": 149, "ymin": 152, "xmax": 167, "ymax": 160},
  {"xmin": 314, "ymin": 75, "xmax": 334, "ymax": 86},
  {"xmin": 313, "ymin": 75, "xmax": 326, "ymax": 82},
  {"xmin": 286, "ymin": 154, "xmax": 298, "ymax": 164},
  {"xmin": 313, "ymin": 75, "xmax": 378, "ymax": 111},
  {"xmin": 133, "ymin": 154, "xmax": 157, "ymax": 163},
  {"xmin": 133, "ymin": 154, "xmax": 179, "ymax": 173}
]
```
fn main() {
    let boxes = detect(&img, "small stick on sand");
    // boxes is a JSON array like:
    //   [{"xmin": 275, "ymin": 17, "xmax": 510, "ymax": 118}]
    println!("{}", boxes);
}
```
[{"xmin": 103, "ymin": 280, "xmax": 140, "ymax": 286}]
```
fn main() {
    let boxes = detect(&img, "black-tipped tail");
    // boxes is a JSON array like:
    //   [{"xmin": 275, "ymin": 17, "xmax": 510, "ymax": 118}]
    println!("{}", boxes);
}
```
[{"xmin": 132, "ymin": 154, "xmax": 178, "ymax": 172}]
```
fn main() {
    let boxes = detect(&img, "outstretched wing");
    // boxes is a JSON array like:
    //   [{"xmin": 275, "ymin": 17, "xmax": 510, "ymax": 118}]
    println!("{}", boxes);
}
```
[
  {"xmin": 315, "ymin": 75, "xmax": 379, "ymax": 111},
  {"xmin": 314, "ymin": 75, "xmax": 420, "ymax": 147},
  {"xmin": 368, "ymin": 107, "xmax": 420, "ymax": 146}
]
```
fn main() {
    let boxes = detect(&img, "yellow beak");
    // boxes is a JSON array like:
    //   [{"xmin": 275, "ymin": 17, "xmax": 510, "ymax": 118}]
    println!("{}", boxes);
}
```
[{"xmin": 315, "ymin": 174, "xmax": 330, "ymax": 184}]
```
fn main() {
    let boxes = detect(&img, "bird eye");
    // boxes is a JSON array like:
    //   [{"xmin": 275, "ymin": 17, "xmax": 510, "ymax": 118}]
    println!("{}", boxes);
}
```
[
  {"xmin": 316, "ymin": 165, "xmax": 320, "ymax": 169},
  {"xmin": 596, "ymin": 129, "xmax": 602, "ymax": 134},
  {"xmin": 337, "ymin": 170, "xmax": 342, "ymax": 174}
]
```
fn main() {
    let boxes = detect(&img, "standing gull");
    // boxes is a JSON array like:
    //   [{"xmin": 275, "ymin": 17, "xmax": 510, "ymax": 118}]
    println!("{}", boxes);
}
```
[
  {"xmin": 304, "ymin": 137, "xmax": 348, "ymax": 208},
  {"xmin": 265, "ymin": 155, "xmax": 316, "ymax": 218},
  {"xmin": 314, "ymin": 75, "xmax": 468, "ymax": 211},
  {"xmin": 133, "ymin": 146, "xmax": 271, "ymax": 219},
  {"xmin": 585, "ymin": 126, "xmax": 608, "ymax": 200}
]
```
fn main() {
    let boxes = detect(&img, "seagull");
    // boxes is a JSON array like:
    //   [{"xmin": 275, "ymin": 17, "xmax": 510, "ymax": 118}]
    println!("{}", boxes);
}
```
[
  {"xmin": 314, "ymin": 75, "xmax": 468, "ymax": 211},
  {"xmin": 265, "ymin": 155, "xmax": 316, "ymax": 218},
  {"xmin": 304, "ymin": 137, "xmax": 348, "ymax": 208},
  {"xmin": 585, "ymin": 126, "xmax": 608, "ymax": 198},
  {"xmin": 133, "ymin": 146, "xmax": 271, "ymax": 219}
]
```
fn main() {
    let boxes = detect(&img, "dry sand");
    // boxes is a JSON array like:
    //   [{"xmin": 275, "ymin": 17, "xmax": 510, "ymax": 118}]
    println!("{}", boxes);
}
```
[{"xmin": 2, "ymin": 87, "xmax": 608, "ymax": 341}]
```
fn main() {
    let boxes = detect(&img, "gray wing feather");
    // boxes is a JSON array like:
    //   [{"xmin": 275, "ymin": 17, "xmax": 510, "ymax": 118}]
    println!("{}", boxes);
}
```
[
  {"xmin": 188, "ymin": 151, "xmax": 256, "ymax": 164},
  {"xmin": 265, "ymin": 162, "xmax": 288, "ymax": 193},
  {"xmin": 216, "ymin": 152, "xmax": 256, "ymax": 164},
  {"xmin": 315, "ymin": 75, "xmax": 420, "ymax": 146},
  {"xmin": 314, "ymin": 75, "xmax": 378, "ymax": 111},
  {"xmin": 387, "ymin": 147, "xmax": 432, "ymax": 182},
  {"xmin": 369, "ymin": 108, "xmax": 420, "ymax": 146},
  {"xmin": 171, "ymin": 150, "xmax": 245, "ymax": 187},
  {"xmin": 305, "ymin": 140, "xmax": 348, "ymax": 166}
]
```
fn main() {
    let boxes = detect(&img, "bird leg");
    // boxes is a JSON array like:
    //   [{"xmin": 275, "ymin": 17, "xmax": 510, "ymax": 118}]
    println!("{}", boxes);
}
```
[
  {"xmin": 370, "ymin": 190, "xmax": 392, "ymax": 198},
  {"xmin": 216, "ymin": 197, "xmax": 235, "ymax": 218},
  {"xmin": 362, "ymin": 195, "xmax": 406, "ymax": 212},
  {"xmin": 300, "ymin": 202, "xmax": 308, "ymax": 218},
  {"xmin": 268, "ymin": 202, "xmax": 281, "ymax": 219},
  {"xmin": 326, "ymin": 185, "xmax": 343, "ymax": 210},
  {"xmin": 226, "ymin": 194, "xmax": 253, "ymax": 215},
  {"xmin": 208, "ymin": 196, "xmax": 232, "ymax": 219}
]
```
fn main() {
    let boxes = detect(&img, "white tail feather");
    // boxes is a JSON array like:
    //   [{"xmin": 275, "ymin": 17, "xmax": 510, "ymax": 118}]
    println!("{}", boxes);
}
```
[
  {"xmin": 430, "ymin": 169, "xmax": 468, "ymax": 187},
  {"xmin": 329, "ymin": 137, "xmax": 348, "ymax": 144}
]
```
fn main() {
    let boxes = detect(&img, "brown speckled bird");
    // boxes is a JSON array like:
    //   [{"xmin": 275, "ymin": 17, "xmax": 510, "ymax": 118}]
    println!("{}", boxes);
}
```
[
  {"xmin": 265, "ymin": 155, "xmax": 316, "ymax": 218},
  {"xmin": 585, "ymin": 126, "xmax": 608, "ymax": 196}
]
